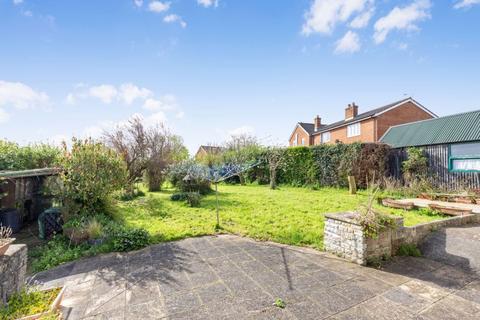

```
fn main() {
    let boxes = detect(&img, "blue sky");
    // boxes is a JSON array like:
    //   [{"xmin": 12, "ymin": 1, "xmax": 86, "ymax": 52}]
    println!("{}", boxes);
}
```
[{"xmin": 1, "ymin": 0, "xmax": 480, "ymax": 153}]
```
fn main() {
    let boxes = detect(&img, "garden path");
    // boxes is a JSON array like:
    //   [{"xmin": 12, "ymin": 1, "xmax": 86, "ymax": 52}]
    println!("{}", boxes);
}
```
[{"xmin": 30, "ymin": 235, "xmax": 480, "ymax": 319}]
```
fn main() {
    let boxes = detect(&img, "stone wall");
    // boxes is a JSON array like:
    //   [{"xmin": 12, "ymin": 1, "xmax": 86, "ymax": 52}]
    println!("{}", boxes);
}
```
[
  {"xmin": 324, "ymin": 212, "xmax": 366, "ymax": 265},
  {"xmin": 324, "ymin": 212, "xmax": 479, "ymax": 265},
  {"xmin": 0, "ymin": 244, "xmax": 27, "ymax": 305}
]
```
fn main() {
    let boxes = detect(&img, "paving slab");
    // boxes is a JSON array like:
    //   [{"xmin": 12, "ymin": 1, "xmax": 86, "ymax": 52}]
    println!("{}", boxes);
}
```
[{"xmin": 31, "ymin": 234, "xmax": 480, "ymax": 319}]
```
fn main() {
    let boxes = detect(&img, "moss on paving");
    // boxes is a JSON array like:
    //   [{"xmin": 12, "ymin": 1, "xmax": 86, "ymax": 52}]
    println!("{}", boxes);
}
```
[{"xmin": 115, "ymin": 184, "xmax": 445, "ymax": 250}]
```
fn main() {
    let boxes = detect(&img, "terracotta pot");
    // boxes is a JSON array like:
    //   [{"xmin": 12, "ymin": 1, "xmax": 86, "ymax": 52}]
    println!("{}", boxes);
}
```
[{"xmin": 0, "ymin": 238, "xmax": 14, "ymax": 255}]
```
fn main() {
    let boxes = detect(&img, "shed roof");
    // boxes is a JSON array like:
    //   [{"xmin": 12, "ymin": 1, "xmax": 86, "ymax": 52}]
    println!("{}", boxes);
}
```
[
  {"xmin": 380, "ymin": 109, "xmax": 480, "ymax": 148},
  {"xmin": 0, "ymin": 168, "xmax": 60, "ymax": 179}
]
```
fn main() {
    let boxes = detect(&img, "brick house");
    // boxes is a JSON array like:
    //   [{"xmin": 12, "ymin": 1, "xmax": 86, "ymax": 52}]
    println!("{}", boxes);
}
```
[
  {"xmin": 195, "ymin": 145, "xmax": 224, "ymax": 161},
  {"xmin": 289, "ymin": 98, "xmax": 437, "ymax": 146}
]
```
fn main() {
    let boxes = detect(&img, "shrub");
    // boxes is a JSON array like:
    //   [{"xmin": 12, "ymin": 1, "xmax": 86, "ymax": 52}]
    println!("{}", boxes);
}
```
[
  {"xmin": 397, "ymin": 243, "xmax": 422, "ymax": 257},
  {"xmin": 111, "ymin": 228, "xmax": 150, "ymax": 252},
  {"xmin": 168, "ymin": 160, "xmax": 211, "ymax": 194},
  {"xmin": 0, "ymin": 287, "xmax": 62, "ymax": 320},
  {"xmin": 85, "ymin": 218, "xmax": 103, "ymax": 240},
  {"xmin": 171, "ymin": 192, "xmax": 188, "ymax": 201},
  {"xmin": 185, "ymin": 192, "xmax": 201, "ymax": 207},
  {"xmin": 56, "ymin": 138, "xmax": 127, "ymax": 216},
  {"xmin": 402, "ymin": 147, "xmax": 428, "ymax": 184},
  {"xmin": 0, "ymin": 140, "xmax": 60, "ymax": 171}
]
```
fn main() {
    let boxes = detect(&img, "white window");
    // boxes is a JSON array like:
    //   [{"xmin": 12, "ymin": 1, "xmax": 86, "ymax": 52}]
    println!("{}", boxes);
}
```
[
  {"xmin": 449, "ymin": 142, "xmax": 480, "ymax": 172},
  {"xmin": 321, "ymin": 132, "xmax": 331, "ymax": 143},
  {"xmin": 301, "ymin": 138, "xmax": 305, "ymax": 145},
  {"xmin": 293, "ymin": 133, "xmax": 298, "ymax": 146},
  {"xmin": 347, "ymin": 123, "xmax": 361, "ymax": 137}
]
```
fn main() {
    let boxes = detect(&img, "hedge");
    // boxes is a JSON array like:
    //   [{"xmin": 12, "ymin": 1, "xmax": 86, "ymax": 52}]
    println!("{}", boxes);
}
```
[{"xmin": 239, "ymin": 143, "xmax": 390, "ymax": 189}]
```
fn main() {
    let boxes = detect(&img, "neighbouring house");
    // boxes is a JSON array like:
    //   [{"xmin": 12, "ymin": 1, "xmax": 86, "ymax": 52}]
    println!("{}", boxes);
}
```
[
  {"xmin": 381, "ymin": 110, "xmax": 480, "ymax": 190},
  {"xmin": 289, "ymin": 98, "xmax": 437, "ymax": 146},
  {"xmin": 194, "ymin": 145, "xmax": 224, "ymax": 161}
]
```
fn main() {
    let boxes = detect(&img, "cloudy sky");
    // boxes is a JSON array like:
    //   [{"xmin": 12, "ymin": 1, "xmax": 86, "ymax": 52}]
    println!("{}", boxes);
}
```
[{"xmin": 1, "ymin": 0, "xmax": 480, "ymax": 153}]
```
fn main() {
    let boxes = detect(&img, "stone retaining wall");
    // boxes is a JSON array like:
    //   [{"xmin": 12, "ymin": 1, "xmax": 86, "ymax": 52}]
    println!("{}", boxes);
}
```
[
  {"xmin": 324, "ymin": 212, "xmax": 480, "ymax": 265},
  {"xmin": 0, "ymin": 244, "xmax": 27, "ymax": 305}
]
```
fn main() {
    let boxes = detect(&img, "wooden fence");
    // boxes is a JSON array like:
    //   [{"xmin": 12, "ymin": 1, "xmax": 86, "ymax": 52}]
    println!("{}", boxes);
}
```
[{"xmin": 388, "ymin": 144, "xmax": 480, "ymax": 191}]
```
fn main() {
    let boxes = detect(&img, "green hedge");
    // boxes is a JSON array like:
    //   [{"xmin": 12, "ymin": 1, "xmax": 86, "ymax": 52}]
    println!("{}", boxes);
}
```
[
  {"xmin": 0, "ymin": 140, "xmax": 61, "ymax": 171},
  {"xmin": 239, "ymin": 143, "xmax": 390, "ymax": 189}
]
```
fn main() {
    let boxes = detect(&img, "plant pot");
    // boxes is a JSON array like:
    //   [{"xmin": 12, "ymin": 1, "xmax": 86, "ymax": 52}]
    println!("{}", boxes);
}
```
[
  {"xmin": 87, "ymin": 237, "xmax": 105, "ymax": 246},
  {"xmin": 17, "ymin": 286, "xmax": 66, "ymax": 320},
  {"xmin": 0, "ymin": 238, "xmax": 15, "ymax": 255}
]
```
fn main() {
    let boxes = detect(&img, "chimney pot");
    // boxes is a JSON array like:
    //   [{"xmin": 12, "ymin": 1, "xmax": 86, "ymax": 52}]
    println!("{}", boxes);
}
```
[
  {"xmin": 345, "ymin": 102, "xmax": 359, "ymax": 120},
  {"xmin": 314, "ymin": 115, "xmax": 321, "ymax": 131}
]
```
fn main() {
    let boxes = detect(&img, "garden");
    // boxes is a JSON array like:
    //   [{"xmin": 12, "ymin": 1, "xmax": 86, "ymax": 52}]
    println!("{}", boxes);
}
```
[{"xmin": 0, "ymin": 118, "xmax": 452, "ymax": 318}]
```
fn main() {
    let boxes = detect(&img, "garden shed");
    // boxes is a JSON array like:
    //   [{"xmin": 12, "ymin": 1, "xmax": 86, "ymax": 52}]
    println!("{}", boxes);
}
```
[
  {"xmin": 380, "ymin": 110, "xmax": 480, "ymax": 190},
  {"xmin": 0, "ymin": 168, "xmax": 59, "ymax": 232}
]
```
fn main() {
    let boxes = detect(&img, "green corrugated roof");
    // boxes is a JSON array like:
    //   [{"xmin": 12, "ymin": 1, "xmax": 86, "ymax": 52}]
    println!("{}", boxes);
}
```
[{"xmin": 380, "ymin": 110, "xmax": 480, "ymax": 148}]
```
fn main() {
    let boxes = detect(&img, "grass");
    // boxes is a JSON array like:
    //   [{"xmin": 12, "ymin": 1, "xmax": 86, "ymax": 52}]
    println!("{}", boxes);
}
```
[{"xmin": 115, "ymin": 184, "xmax": 446, "ymax": 250}]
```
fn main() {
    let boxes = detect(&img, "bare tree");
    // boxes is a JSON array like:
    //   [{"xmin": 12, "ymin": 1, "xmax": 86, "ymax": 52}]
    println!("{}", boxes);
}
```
[
  {"xmin": 146, "ymin": 125, "xmax": 188, "ymax": 191},
  {"xmin": 103, "ymin": 117, "xmax": 148, "ymax": 195},
  {"xmin": 223, "ymin": 134, "xmax": 260, "ymax": 185}
]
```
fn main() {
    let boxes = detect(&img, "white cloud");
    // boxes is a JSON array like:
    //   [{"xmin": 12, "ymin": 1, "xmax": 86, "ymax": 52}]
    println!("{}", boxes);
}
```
[
  {"xmin": 373, "ymin": 0, "xmax": 431, "ymax": 44},
  {"xmin": 228, "ymin": 125, "xmax": 255, "ymax": 136},
  {"xmin": 89, "ymin": 85, "xmax": 118, "ymax": 104},
  {"xmin": 197, "ymin": 0, "xmax": 219, "ymax": 8},
  {"xmin": 22, "ymin": 10, "xmax": 33, "ymax": 17},
  {"xmin": 163, "ymin": 14, "xmax": 187, "ymax": 28},
  {"xmin": 454, "ymin": 0, "xmax": 480, "ymax": 9},
  {"xmin": 13, "ymin": 0, "xmax": 23, "ymax": 5},
  {"xmin": 134, "ymin": 0, "xmax": 143, "ymax": 7},
  {"xmin": 143, "ymin": 94, "xmax": 177, "ymax": 111},
  {"xmin": 175, "ymin": 111, "xmax": 185, "ymax": 119},
  {"xmin": 350, "ymin": 7, "xmax": 374, "ymax": 28},
  {"xmin": 0, "ymin": 80, "xmax": 49, "ymax": 109},
  {"xmin": 302, "ymin": 0, "xmax": 373, "ymax": 35},
  {"xmin": 148, "ymin": 1, "xmax": 170, "ymax": 13},
  {"xmin": 119, "ymin": 83, "xmax": 152, "ymax": 105},
  {"xmin": 334, "ymin": 30, "xmax": 361, "ymax": 54},
  {"xmin": 0, "ymin": 108, "xmax": 10, "ymax": 123}
]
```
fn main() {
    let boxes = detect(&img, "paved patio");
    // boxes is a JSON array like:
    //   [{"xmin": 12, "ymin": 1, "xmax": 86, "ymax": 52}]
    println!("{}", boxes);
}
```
[{"xmin": 29, "ymin": 235, "xmax": 480, "ymax": 320}]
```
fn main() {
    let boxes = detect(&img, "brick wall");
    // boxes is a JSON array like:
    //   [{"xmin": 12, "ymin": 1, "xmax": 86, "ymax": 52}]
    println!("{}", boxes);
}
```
[
  {"xmin": 376, "ymin": 101, "xmax": 434, "ymax": 140},
  {"xmin": 312, "ymin": 118, "xmax": 376, "ymax": 145},
  {"xmin": 289, "ymin": 126, "xmax": 312, "ymax": 146}
]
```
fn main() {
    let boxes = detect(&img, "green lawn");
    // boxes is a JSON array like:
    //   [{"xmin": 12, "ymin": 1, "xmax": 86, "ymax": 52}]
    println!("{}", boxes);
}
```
[{"xmin": 115, "ymin": 184, "xmax": 445, "ymax": 250}]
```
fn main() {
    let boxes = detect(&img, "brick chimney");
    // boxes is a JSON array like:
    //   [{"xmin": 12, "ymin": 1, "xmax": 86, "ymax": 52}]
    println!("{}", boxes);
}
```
[
  {"xmin": 345, "ymin": 102, "xmax": 358, "ymax": 120},
  {"xmin": 314, "ymin": 115, "xmax": 321, "ymax": 131}
]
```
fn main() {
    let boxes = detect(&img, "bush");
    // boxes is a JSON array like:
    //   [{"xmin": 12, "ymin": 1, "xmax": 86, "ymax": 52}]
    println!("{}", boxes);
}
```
[
  {"xmin": 168, "ymin": 160, "xmax": 211, "ymax": 194},
  {"xmin": 170, "ymin": 192, "xmax": 188, "ymax": 201},
  {"xmin": 0, "ymin": 287, "xmax": 62, "ymax": 320},
  {"xmin": 0, "ymin": 140, "xmax": 60, "ymax": 171},
  {"xmin": 185, "ymin": 192, "xmax": 201, "ymax": 207},
  {"xmin": 56, "ymin": 138, "xmax": 127, "ymax": 216},
  {"xmin": 111, "ymin": 228, "xmax": 150, "ymax": 252},
  {"xmin": 397, "ymin": 243, "xmax": 422, "ymax": 257}
]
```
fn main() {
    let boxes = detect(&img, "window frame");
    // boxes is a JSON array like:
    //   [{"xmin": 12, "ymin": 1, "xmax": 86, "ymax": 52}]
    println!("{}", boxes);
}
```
[
  {"xmin": 321, "ymin": 131, "xmax": 331, "ymax": 143},
  {"xmin": 347, "ymin": 122, "xmax": 361, "ymax": 138},
  {"xmin": 448, "ymin": 143, "xmax": 480, "ymax": 173}
]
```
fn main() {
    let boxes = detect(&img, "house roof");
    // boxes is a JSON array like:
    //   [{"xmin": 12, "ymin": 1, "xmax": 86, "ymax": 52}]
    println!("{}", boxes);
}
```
[
  {"xmin": 310, "ymin": 97, "xmax": 436, "ymax": 135},
  {"xmin": 380, "ymin": 109, "xmax": 480, "ymax": 148},
  {"xmin": 197, "ymin": 145, "xmax": 224, "ymax": 154}
]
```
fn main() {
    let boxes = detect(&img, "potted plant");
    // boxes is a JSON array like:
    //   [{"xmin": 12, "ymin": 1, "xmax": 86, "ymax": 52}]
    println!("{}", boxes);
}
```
[{"xmin": 0, "ymin": 225, "xmax": 14, "ymax": 255}]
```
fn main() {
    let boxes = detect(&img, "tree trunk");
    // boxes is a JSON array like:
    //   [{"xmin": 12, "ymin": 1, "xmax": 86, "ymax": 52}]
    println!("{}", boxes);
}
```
[
  {"xmin": 348, "ymin": 175, "xmax": 357, "ymax": 195},
  {"xmin": 239, "ymin": 174, "xmax": 246, "ymax": 186},
  {"xmin": 270, "ymin": 168, "xmax": 277, "ymax": 190}
]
